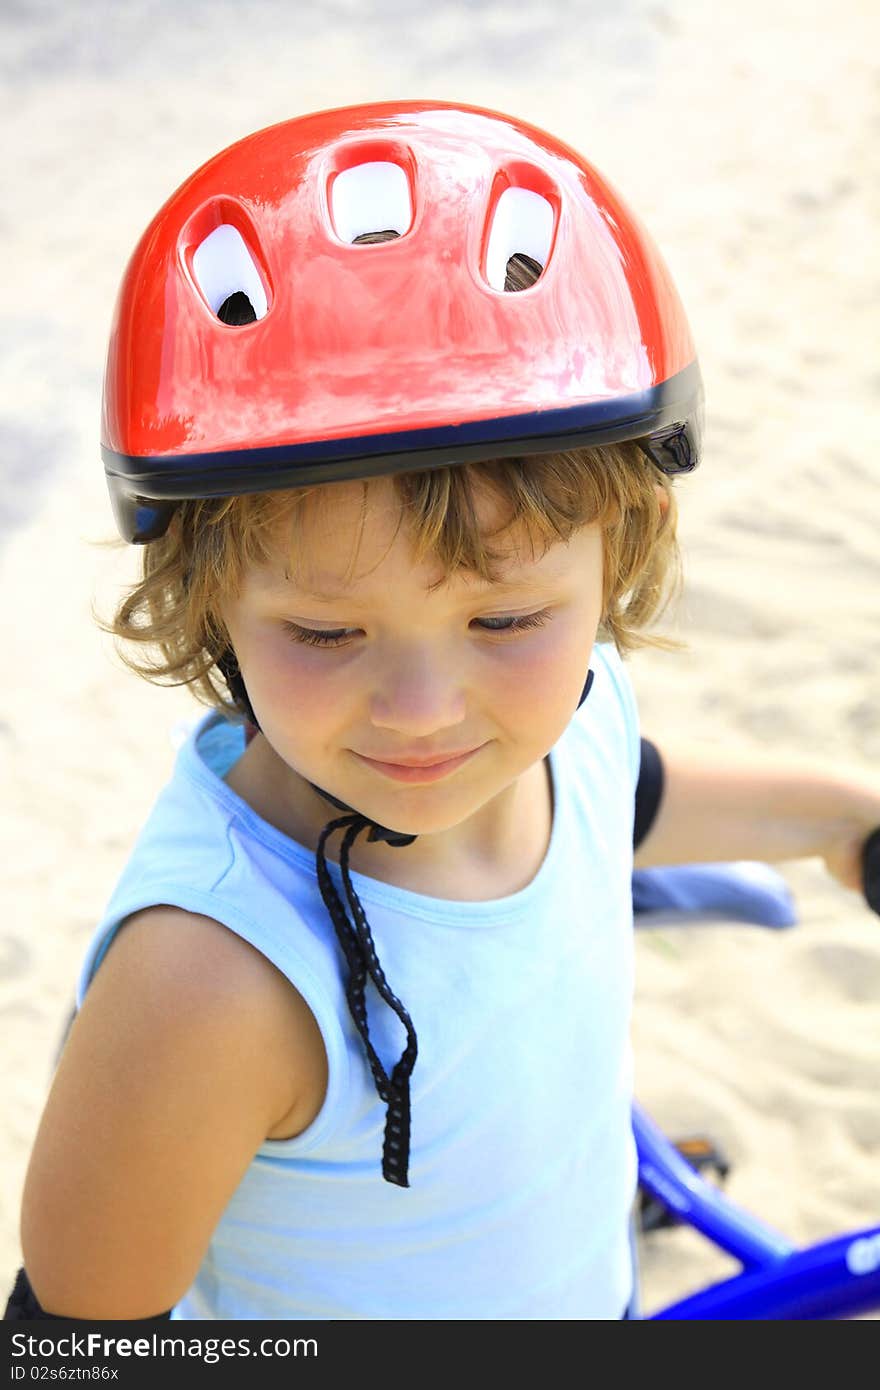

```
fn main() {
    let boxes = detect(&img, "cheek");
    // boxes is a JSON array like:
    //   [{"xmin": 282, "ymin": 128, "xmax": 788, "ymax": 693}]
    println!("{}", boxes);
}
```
[
  {"xmin": 244, "ymin": 635, "xmax": 335, "ymax": 715},
  {"xmin": 483, "ymin": 619, "xmax": 594, "ymax": 718}
]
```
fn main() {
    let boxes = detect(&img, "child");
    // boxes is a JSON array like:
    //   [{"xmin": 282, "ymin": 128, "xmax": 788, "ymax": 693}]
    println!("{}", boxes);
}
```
[{"xmin": 8, "ymin": 101, "xmax": 879, "ymax": 1323}]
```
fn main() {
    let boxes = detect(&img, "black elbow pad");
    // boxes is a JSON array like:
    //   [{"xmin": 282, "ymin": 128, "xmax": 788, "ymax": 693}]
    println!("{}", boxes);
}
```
[
  {"xmin": 4, "ymin": 1266, "xmax": 172, "ymax": 1322},
  {"xmin": 634, "ymin": 738, "xmax": 664, "ymax": 850}
]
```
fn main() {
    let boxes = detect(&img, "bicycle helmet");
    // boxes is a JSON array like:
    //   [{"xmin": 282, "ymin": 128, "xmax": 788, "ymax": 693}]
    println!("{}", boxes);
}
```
[{"xmin": 101, "ymin": 101, "xmax": 704, "ymax": 1186}]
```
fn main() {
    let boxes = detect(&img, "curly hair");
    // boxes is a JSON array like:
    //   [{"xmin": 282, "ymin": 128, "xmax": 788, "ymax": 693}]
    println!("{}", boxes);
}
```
[{"xmin": 92, "ymin": 438, "xmax": 686, "ymax": 723}]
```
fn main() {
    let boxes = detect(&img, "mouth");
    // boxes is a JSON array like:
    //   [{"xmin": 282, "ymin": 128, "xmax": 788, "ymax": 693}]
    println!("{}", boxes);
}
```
[{"xmin": 352, "ymin": 745, "xmax": 485, "ymax": 783}]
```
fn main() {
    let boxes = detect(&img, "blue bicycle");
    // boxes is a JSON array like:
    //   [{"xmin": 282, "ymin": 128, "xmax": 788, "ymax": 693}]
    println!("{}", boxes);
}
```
[
  {"xmin": 630, "ymin": 841, "xmax": 880, "ymax": 1320},
  {"xmin": 633, "ymin": 1101, "xmax": 880, "ymax": 1319}
]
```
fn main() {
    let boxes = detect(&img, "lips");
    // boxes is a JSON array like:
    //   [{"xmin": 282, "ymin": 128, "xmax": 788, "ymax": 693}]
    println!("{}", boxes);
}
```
[
  {"xmin": 360, "ymin": 749, "xmax": 480, "ymax": 767},
  {"xmin": 353, "ymin": 744, "xmax": 485, "ymax": 782}
]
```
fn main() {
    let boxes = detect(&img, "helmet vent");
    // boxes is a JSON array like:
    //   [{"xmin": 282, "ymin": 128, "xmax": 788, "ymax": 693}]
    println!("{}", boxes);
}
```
[
  {"xmin": 217, "ymin": 290, "xmax": 257, "ymax": 325},
  {"xmin": 504, "ymin": 253, "xmax": 543, "ymax": 292},
  {"xmin": 191, "ymin": 224, "xmax": 268, "ymax": 324},
  {"xmin": 353, "ymin": 230, "xmax": 400, "ymax": 246},
  {"xmin": 330, "ymin": 161, "xmax": 412, "ymax": 243},
  {"xmin": 485, "ymin": 187, "xmax": 553, "ymax": 292}
]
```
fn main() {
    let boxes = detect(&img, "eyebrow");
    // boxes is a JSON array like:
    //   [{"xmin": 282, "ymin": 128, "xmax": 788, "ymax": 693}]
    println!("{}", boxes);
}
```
[{"xmin": 271, "ymin": 573, "xmax": 557, "ymax": 602}]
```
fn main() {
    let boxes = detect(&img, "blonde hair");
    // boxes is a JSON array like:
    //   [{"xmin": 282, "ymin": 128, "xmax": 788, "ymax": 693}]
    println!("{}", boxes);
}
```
[{"xmin": 93, "ymin": 439, "xmax": 686, "ymax": 721}]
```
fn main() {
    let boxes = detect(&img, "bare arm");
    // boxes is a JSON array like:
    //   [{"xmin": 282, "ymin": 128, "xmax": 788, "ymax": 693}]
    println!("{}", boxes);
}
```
[
  {"xmin": 633, "ymin": 737, "xmax": 880, "ymax": 899},
  {"xmin": 20, "ymin": 907, "xmax": 325, "ymax": 1320}
]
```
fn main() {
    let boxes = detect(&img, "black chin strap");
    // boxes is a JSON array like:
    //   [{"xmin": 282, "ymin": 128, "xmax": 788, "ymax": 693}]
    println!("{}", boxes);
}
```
[
  {"xmin": 312, "ymin": 812, "xmax": 418, "ymax": 1185},
  {"xmin": 578, "ymin": 668, "xmax": 595, "ymax": 708},
  {"xmin": 215, "ymin": 648, "xmax": 259, "ymax": 727},
  {"xmin": 214, "ymin": 645, "xmax": 594, "ymax": 1186}
]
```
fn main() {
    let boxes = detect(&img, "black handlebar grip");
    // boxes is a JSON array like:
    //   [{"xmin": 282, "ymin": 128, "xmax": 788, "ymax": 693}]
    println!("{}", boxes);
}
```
[{"xmin": 862, "ymin": 826, "xmax": 880, "ymax": 916}]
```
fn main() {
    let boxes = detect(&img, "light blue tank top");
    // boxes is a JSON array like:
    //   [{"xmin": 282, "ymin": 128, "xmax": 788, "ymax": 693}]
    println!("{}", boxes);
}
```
[{"xmin": 76, "ymin": 641, "xmax": 641, "ymax": 1320}]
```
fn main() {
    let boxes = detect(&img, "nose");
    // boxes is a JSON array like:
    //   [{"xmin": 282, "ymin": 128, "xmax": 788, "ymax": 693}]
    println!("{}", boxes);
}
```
[{"xmin": 369, "ymin": 644, "xmax": 468, "ymax": 737}]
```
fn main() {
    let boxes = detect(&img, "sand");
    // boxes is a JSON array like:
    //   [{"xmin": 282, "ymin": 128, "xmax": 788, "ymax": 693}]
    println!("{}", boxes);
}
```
[{"xmin": 2, "ymin": 0, "xmax": 878, "ymax": 1318}]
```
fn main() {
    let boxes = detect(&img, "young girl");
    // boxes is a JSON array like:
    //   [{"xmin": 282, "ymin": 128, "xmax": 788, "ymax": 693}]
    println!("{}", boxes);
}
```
[{"xmin": 7, "ymin": 101, "xmax": 879, "ymax": 1323}]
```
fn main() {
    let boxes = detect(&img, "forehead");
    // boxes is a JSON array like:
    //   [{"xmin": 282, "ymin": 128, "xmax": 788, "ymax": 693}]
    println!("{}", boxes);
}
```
[{"xmin": 257, "ymin": 476, "xmax": 553, "ymax": 596}]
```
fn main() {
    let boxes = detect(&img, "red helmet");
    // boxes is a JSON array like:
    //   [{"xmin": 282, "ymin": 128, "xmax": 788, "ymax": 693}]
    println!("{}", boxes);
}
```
[{"xmin": 102, "ymin": 100, "xmax": 703, "ymax": 543}]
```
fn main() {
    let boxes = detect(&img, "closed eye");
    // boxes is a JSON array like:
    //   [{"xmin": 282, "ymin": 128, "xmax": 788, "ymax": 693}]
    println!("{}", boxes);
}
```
[{"xmin": 281, "ymin": 610, "xmax": 554, "ymax": 649}]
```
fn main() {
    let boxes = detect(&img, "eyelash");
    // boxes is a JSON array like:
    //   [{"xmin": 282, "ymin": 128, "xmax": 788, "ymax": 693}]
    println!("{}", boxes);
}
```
[{"xmin": 282, "ymin": 609, "xmax": 553, "ymax": 649}]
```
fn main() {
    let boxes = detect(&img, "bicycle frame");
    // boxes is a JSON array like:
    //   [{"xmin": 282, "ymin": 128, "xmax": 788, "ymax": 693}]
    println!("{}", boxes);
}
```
[{"xmin": 634, "ymin": 1102, "xmax": 880, "ymax": 1318}]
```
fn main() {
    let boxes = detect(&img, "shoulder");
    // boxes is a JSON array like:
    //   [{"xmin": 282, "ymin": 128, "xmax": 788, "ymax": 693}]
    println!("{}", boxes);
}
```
[
  {"xmin": 87, "ymin": 905, "xmax": 293, "ymax": 1037},
  {"xmin": 102, "ymin": 902, "xmax": 295, "ymax": 1003},
  {"xmin": 97, "ymin": 905, "xmax": 328, "ymax": 1131}
]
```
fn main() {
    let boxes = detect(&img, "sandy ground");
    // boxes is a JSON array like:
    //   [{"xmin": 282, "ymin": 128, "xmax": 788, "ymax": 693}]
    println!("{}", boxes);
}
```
[{"xmin": 1, "ymin": 0, "xmax": 878, "ymax": 1318}]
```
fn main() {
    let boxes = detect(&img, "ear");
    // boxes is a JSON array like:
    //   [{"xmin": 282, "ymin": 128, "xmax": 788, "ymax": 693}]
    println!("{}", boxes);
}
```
[{"xmin": 654, "ymin": 481, "xmax": 670, "ymax": 519}]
